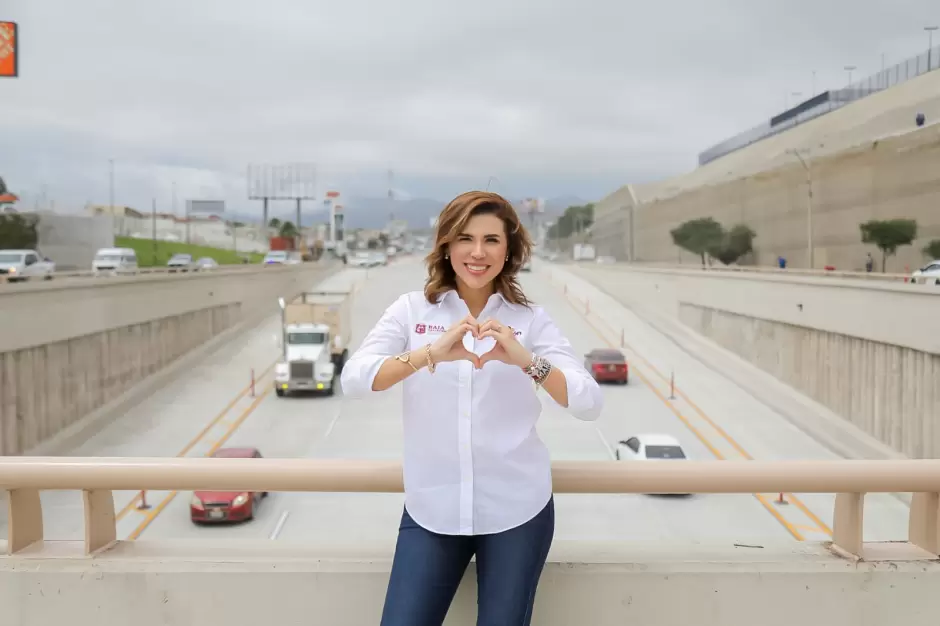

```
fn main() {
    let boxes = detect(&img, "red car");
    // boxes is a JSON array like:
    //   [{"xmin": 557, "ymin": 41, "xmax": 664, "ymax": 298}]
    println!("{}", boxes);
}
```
[
  {"xmin": 190, "ymin": 447, "xmax": 268, "ymax": 523},
  {"xmin": 584, "ymin": 348, "xmax": 629, "ymax": 384}
]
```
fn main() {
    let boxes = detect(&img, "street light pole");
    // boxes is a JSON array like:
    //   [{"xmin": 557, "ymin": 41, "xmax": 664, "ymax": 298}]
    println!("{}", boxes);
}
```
[
  {"xmin": 790, "ymin": 149, "xmax": 813, "ymax": 269},
  {"xmin": 108, "ymin": 159, "xmax": 114, "ymax": 210},
  {"xmin": 844, "ymin": 65, "xmax": 856, "ymax": 85},
  {"xmin": 926, "ymin": 26, "xmax": 938, "ymax": 71}
]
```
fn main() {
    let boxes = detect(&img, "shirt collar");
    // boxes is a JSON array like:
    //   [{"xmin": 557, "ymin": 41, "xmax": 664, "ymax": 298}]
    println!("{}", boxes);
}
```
[{"xmin": 437, "ymin": 289, "xmax": 519, "ymax": 312}]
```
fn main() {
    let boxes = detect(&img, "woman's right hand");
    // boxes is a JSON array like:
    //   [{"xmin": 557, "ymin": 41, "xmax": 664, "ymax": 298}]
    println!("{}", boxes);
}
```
[{"xmin": 428, "ymin": 315, "xmax": 481, "ymax": 368}]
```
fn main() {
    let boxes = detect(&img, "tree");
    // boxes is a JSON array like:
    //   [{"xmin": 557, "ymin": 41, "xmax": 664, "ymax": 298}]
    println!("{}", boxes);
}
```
[
  {"xmin": 859, "ymin": 219, "xmax": 917, "ymax": 272},
  {"xmin": 670, "ymin": 217, "xmax": 724, "ymax": 266},
  {"xmin": 923, "ymin": 239, "xmax": 940, "ymax": 260},
  {"xmin": 278, "ymin": 220, "xmax": 298, "ymax": 238},
  {"xmin": 0, "ymin": 213, "xmax": 39, "ymax": 249},
  {"xmin": 710, "ymin": 224, "xmax": 757, "ymax": 266},
  {"xmin": 546, "ymin": 203, "xmax": 594, "ymax": 240},
  {"xmin": 268, "ymin": 217, "xmax": 281, "ymax": 229}
]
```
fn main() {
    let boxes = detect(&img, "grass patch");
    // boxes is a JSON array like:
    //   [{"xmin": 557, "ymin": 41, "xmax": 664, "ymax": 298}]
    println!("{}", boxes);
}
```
[{"xmin": 115, "ymin": 237, "xmax": 264, "ymax": 267}]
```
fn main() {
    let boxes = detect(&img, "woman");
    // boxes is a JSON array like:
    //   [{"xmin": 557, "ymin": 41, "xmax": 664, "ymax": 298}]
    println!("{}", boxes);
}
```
[{"xmin": 341, "ymin": 190, "xmax": 604, "ymax": 626}]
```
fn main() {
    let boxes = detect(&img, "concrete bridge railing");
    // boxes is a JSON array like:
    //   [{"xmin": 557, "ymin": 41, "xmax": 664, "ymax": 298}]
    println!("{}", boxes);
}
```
[{"xmin": 2, "ymin": 457, "xmax": 939, "ymax": 561}]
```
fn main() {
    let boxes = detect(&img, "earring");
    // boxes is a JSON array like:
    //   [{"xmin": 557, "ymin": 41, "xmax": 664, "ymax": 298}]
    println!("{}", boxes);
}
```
[
  {"xmin": 445, "ymin": 253, "xmax": 449, "ymax": 259},
  {"xmin": 505, "ymin": 255, "xmax": 509, "ymax": 261}
]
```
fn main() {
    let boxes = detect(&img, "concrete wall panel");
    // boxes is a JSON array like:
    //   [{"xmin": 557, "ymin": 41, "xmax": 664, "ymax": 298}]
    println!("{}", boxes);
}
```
[
  {"xmin": 0, "ymin": 304, "xmax": 239, "ymax": 455},
  {"xmin": 679, "ymin": 303, "xmax": 940, "ymax": 459}
]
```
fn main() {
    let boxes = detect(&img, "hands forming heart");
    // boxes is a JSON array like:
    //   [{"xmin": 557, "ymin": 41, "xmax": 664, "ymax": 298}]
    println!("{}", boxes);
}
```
[{"xmin": 427, "ymin": 315, "xmax": 533, "ymax": 370}]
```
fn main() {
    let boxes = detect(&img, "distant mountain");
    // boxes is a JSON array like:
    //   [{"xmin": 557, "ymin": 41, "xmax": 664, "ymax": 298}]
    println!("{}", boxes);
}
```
[{"xmin": 228, "ymin": 194, "xmax": 589, "ymax": 230}]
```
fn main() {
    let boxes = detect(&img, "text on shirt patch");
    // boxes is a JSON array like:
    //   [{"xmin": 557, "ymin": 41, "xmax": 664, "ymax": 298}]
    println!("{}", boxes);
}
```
[{"xmin": 415, "ymin": 323, "xmax": 446, "ymax": 334}]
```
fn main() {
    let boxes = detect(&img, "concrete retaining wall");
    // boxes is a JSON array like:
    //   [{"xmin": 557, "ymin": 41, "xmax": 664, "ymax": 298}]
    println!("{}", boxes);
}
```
[
  {"xmin": 0, "ymin": 540, "xmax": 937, "ymax": 625},
  {"xmin": 571, "ymin": 265, "xmax": 938, "ymax": 355},
  {"xmin": 0, "ymin": 264, "xmax": 335, "ymax": 353},
  {"xmin": 592, "ymin": 123, "xmax": 940, "ymax": 271},
  {"xmin": 0, "ymin": 304, "xmax": 239, "ymax": 455},
  {"xmin": 679, "ymin": 303, "xmax": 940, "ymax": 459},
  {"xmin": 0, "ymin": 263, "xmax": 337, "ymax": 455}
]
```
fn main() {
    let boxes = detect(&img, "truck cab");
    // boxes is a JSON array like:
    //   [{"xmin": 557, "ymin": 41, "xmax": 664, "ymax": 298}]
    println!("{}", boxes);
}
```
[
  {"xmin": 274, "ymin": 322, "xmax": 337, "ymax": 396},
  {"xmin": 273, "ymin": 289, "xmax": 352, "ymax": 397}
]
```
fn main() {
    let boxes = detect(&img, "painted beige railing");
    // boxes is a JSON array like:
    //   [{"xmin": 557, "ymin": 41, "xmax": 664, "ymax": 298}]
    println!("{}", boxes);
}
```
[{"xmin": 3, "ymin": 458, "xmax": 939, "ymax": 560}]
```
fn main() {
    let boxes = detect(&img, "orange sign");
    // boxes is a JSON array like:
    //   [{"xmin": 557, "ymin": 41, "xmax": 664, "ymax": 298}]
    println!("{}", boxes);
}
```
[
  {"xmin": 326, "ymin": 190, "xmax": 340, "ymax": 198},
  {"xmin": 0, "ymin": 21, "xmax": 17, "ymax": 78}
]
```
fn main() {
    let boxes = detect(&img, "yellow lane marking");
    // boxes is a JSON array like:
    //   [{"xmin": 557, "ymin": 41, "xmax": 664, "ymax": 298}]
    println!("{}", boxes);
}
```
[
  {"xmin": 554, "ymin": 277, "xmax": 832, "ymax": 540},
  {"xmin": 114, "ymin": 360, "xmax": 277, "ymax": 522},
  {"xmin": 126, "ymin": 386, "xmax": 274, "ymax": 540}
]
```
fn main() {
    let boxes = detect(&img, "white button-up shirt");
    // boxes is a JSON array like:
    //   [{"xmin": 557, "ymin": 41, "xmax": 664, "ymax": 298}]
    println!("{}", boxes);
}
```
[{"xmin": 340, "ymin": 289, "xmax": 604, "ymax": 536}]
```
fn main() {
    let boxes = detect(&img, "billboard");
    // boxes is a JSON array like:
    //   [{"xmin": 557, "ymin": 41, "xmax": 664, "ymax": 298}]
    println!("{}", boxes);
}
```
[
  {"xmin": 0, "ymin": 21, "xmax": 17, "ymax": 78},
  {"xmin": 247, "ymin": 163, "xmax": 317, "ymax": 200}
]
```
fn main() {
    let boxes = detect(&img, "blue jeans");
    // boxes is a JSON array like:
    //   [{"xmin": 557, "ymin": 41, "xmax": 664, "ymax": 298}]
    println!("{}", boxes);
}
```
[{"xmin": 380, "ymin": 497, "xmax": 555, "ymax": 626}]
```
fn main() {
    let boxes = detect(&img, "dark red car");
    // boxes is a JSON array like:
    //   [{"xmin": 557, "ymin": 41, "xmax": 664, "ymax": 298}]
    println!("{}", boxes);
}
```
[
  {"xmin": 584, "ymin": 348, "xmax": 629, "ymax": 384},
  {"xmin": 190, "ymin": 447, "xmax": 268, "ymax": 523}
]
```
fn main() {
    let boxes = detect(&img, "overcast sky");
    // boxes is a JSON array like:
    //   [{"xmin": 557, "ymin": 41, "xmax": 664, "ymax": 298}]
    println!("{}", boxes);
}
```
[{"xmin": 2, "ymin": 0, "xmax": 938, "ymax": 217}]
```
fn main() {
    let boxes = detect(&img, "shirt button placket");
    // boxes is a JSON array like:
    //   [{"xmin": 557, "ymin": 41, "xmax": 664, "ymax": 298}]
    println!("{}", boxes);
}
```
[{"xmin": 458, "ymin": 359, "xmax": 474, "ymax": 534}]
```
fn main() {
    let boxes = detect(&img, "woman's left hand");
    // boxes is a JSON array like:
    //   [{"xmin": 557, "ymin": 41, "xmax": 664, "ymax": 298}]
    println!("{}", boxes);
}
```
[{"xmin": 477, "ymin": 320, "xmax": 533, "ymax": 369}]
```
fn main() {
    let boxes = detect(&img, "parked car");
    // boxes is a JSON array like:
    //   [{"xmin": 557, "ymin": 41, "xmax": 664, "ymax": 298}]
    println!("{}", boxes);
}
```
[
  {"xmin": 190, "ymin": 447, "xmax": 268, "ymax": 523},
  {"xmin": 584, "ymin": 348, "xmax": 629, "ymax": 384}
]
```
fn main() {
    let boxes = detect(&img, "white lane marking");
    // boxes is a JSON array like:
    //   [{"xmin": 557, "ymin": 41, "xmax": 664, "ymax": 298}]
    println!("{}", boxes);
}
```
[
  {"xmin": 269, "ymin": 510, "xmax": 290, "ymax": 540},
  {"xmin": 595, "ymin": 426, "xmax": 616, "ymax": 460},
  {"xmin": 322, "ymin": 403, "xmax": 344, "ymax": 440}
]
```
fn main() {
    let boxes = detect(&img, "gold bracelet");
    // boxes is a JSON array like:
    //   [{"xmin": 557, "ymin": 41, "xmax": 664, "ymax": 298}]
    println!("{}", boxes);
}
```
[
  {"xmin": 393, "ymin": 351, "xmax": 419, "ymax": 372},
  {"xmin": 425, "ymin": 344, "xmax": 436, "ymax": 374}
]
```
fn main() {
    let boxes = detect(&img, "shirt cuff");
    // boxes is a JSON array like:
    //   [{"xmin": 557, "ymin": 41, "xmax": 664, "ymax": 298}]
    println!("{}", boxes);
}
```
[
  {"xmin": 556, "ymin": 364, "xmax": 604, "ymax": 421},
  {"xmin": 340, "ymin": 352, "xmax": 392, "ymax": 398}
]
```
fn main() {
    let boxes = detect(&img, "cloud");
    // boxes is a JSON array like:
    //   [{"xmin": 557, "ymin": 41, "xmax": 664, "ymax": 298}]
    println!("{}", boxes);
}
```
[{"xmin": 2, "ymin": 0, "xmax": 938, "ymax": 217}]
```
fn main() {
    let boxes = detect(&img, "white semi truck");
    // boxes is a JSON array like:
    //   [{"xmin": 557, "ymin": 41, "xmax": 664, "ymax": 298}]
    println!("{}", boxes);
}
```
[{"xmin": 273, "ymin": 288, "xmax": 352, "ymax": 397}]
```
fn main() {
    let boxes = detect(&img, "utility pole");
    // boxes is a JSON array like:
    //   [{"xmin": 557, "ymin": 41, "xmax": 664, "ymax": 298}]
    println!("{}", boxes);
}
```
[
  {"xmin": 109, "ymin": 159, "xmax": 115, "ymax": 210},
  {"xmin": 295, "ymin": 198, "xmax": 302, "ymax": 250},
  {"xmin": 151, "ymin": 198, "xmax": 157, "ymax": 266}
]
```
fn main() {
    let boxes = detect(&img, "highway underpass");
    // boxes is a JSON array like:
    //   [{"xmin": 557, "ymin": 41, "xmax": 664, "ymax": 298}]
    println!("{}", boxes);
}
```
[{"xmin": 0, "ymin": 256, "xmax": 911, "ymax": 548}]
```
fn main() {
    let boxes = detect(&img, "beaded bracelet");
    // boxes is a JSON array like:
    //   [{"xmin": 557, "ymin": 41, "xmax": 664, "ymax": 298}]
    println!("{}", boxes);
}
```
[{"xmin": 523, "ymin": 354, "xmax": 552, "ymax": 387}]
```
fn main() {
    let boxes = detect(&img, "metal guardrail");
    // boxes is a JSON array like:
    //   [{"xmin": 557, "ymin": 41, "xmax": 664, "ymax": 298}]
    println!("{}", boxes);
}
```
[{"xmin": 2, "ymin": 458, "xmax": 938, "ymax": 561}]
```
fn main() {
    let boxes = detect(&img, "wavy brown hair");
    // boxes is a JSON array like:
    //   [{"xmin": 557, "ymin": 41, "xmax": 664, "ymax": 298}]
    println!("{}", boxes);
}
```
[{"xmin": 424, "ymin": 191, "xmax": 533, "ymax": 306}]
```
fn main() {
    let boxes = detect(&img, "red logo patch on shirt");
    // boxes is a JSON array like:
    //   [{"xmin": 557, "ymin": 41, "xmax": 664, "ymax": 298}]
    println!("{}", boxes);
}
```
[{"xmin": 415, "ymin": 323, "xmax": 445, "ymax": 334}]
